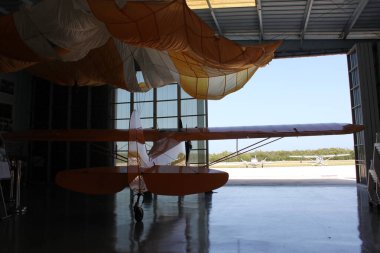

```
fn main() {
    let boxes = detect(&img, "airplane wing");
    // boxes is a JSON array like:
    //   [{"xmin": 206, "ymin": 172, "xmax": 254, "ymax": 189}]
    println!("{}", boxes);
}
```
[
  {"xmin": 289, "ymin": 155, "xmax": 318, "ymax": 159},
  {"xmin": 321, "ymin": 154, "xmax": 350, "ymax": 158},
  {"xmin": 3, "ymin": 123, "xmax": 363, "ymax": 142},
  {"xmin": 321, "ymin": 154, "xmax": 350, "ymax": 161}
]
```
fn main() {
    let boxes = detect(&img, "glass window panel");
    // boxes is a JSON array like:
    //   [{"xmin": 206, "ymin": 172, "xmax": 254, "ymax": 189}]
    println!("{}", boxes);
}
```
[
  {"xmin": 181, "ymin": 88, "xmax": 192, "ymax": 99},
  {"xmin": 157, "ymin": 84, "xmax": 177, "ymax": 101},
  {"xmin": 197, "ymin": 149, "xmax": 207, "ymax": 164},
  {"xmin": 115, "ymin": 86, "xmax": 208, "ymax": 166},
  {"xmin": 157, "ymin": 101, "xmax": 177, "ymax": 117},
  {"xmin": 197, "ymin": 115, "xmax": 206, "ymax": 127},
  {"xmin": 188, "ymin": 141, "xmax": 206, "ymax": 150},
  {"xmin": 116, "ymin": 89, "xmax": 130, "ymax": 103},
  {"xmin": 188, "ymin": 140, "xmax": 198, "ymax": 149},
  {"xmin": 116, "ymin": 142, "xmax": 128, "ymax": 151},
  {"xmin": 354, "ymin": 108, "xmax": 362, "ymax": 124},
  {"xmin": 197, "ymin": 140, "xmax": 205, "ymax": 149},
  {"xmin": 157, "ymin": 117, "xmax": 178, "ymax": 129},
  {"xmin": 197, "ymin": 100, "xmax": 206, "ymax": 115},
  {"xmin": 353, "ymin": 89, "xmax": 361, "ymax": 107},
  {"xmin": 181, "ymin": 99, "xmax": 197, "ymax": 116},
  {"xmin": 188, "ymin": 149, "xmax": 206, "ymax": 165},
  {"xmin": 191, "ymin": 140, "xmax": 203, "ymax": 150},
  {"xmin": 134, "ymin": 89, "xmax": 153, "ymax": 102},
  {"xmin": 141, "ymin": 118, "xmax": 154, "ymax": 129},
  {"xmin": 351, "ymin": 69, "xmax": 360, "ymax": 87},
  {"xmin": 135, "ymin": 102, "xmax": 153, "ymax": 118},
  {"xmin": 350, "ymin": 52, "xmax": 357, "ymax": 68},
  {"xmin": 116, "ymin": 119, "xmax": 129, "ymax": 129},
  {"xmin": 116, "ymin": 104, "xmax": 130, "ymax": 119},
  {"xmin": 355, "ymin": 70, "xmax": 359, "ymax": 86},
  {"xmin": 181, "ymin": 116, "xmax": 197, "ymax": 128}
]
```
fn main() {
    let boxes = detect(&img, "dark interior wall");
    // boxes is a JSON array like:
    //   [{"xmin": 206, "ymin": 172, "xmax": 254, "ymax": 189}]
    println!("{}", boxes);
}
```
[
  {"xmin": 28, "ymin": 78, "xmax": 114, "ymax": 184},
  {"xmin": 0, "ymin": 71, "xmax": 32, "ymax": 158}
]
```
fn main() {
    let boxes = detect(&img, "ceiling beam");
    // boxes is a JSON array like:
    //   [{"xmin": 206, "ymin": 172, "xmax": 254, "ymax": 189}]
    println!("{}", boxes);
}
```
[
  {"xmin": 256, "ymin": 0, "xmax": 264, "ymax": 41},
  {"xmin": 205, "ymin": 0, "xmax": 223, "ymax": 36},
  {"xmin": 340, "ymin": 0, "xmax": 369, "ymax": 39},
  {"xmin": 236, "ymin": 39, "xmax": 379, "ymax": 58},
  {"xmin": 300, "ymin": 0, "xmax": 314, "ymax": 40}
]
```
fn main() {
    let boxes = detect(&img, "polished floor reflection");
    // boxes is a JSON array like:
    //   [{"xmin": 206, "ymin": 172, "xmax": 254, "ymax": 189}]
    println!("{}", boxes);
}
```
[{"xmin": 0, "ymin": 183, "xmax": 379, "ymax": 253}]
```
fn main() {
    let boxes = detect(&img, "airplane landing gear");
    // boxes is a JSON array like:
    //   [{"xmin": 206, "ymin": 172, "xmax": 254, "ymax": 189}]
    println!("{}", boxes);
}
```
[{"xmin": 133, "ymin": 193, "xmax": 144, "ymax": 222}]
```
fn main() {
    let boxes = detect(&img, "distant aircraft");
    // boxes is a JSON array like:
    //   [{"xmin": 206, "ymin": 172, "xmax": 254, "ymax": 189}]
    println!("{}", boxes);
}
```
[
  {"xmin": 3, "ymin": 111, "xmax": 363, "ymax": 221},
  {"xmin": 289, "ymin": 154, "xmax": 351, "ymax": 166},
  {"xmin": 241, "ymin": 156, "xmax": 268, "ymax": 168}
]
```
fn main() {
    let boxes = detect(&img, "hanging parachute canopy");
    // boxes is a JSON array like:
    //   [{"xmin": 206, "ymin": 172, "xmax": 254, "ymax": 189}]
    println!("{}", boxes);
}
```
[{"xmin": 0, "ymin": 0, "xmax": 281, "ymax": 100}]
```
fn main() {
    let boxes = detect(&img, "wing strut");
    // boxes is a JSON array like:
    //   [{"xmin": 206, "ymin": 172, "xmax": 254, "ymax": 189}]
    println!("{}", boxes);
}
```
[
  {"xmin": 91, "ymin": 143, "xmax": 128, "ymax": 163},
  {"xmin": 208, "ymin": 137, "xmax": 283, "ymax": 166}
]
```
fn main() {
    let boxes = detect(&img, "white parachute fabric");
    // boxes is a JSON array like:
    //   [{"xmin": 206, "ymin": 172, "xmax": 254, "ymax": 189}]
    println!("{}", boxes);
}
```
[
  {"xmin": 112, "ymin": 39, "xmax": 141, "ymax": 91},
  {"xmin": 128, "ymin": 110, "xmax": 153, "ymax": 168},
  {"xmin": 127, "ymin": 110, "xmax": 153, "ymax": 193},
  {"xmin": 149, "ymin": 138, "xmax": 186, "ymax": 166},
  {"xmin": 13, "ymin": 0, "xmax": 109, "ymax": 61},
  {"xmin": 134, "ymin": 48, "xmax": 180, "ymax": 90},
  {"xmin": 113, "ymin": 39, "xmax": 180, "ymax": 91},
  {"xmin": 0, "ymin": 0, "xmax": 281, "ymax": 99}
]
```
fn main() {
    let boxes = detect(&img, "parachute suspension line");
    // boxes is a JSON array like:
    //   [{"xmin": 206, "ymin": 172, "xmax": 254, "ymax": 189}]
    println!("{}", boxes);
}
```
[{"xmin": 208, "ymin": 137, "xmax": 283, "ymax": 166}]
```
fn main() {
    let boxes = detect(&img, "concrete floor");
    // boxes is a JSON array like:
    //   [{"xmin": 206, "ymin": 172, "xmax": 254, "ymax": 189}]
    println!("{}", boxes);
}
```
[{"xmin": 1, "ymin": 168, "xmax": 380, "ymax": 253}]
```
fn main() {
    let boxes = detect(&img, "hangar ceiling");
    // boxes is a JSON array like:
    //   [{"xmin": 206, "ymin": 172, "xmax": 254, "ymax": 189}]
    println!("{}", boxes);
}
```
[
  {"xmin": 0, "ymin": 0, "xmax": 379, "ymax": 57},
  {"xmin": 188, "ymin": 0, "xmax": 380, "ymax": 57}
]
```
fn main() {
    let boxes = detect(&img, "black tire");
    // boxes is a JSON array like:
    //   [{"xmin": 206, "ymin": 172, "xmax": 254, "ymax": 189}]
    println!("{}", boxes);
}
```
[{"xmin": 134, "ymin": 206, "xmax": 144, "ymax": 222}]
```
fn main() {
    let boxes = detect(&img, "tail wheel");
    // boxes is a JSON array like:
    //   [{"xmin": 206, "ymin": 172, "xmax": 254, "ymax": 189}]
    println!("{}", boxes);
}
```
[{"xmin": 134, "ymin": 205, "xmax": 144, "ymax": 222}]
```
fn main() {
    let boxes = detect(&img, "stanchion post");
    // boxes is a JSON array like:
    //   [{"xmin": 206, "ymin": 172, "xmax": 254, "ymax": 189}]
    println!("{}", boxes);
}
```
[{"xmin": 0, "ymin": 182, "xmax": 10, "ymax": 219}]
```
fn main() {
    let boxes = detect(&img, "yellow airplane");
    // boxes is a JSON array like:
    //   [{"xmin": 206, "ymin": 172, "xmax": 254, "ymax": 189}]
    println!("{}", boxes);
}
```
[{"xmin": 3, "ymin": 110, "xmax": 363, "ymax": 221}]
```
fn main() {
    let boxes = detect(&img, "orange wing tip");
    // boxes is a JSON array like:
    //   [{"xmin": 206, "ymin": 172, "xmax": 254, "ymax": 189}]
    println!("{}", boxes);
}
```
[{"xmin": 55, "ymin": 168, "xmax": 129, "ymax": 195}]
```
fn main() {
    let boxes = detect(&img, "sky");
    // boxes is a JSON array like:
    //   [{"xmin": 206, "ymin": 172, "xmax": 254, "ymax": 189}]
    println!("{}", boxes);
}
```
[{"xmin": 208, "ymin": 54, "xmax": 353, "ymax": 153}]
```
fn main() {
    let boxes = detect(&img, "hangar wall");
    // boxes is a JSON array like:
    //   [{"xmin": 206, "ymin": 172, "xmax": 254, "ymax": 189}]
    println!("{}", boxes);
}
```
[
  {"xmin": 348, "ymin": 42, "xmax": 380, "ymax": 184},
  {"xmin": 0, "ymin": 77, "xmax": 115, "ymax": 184},
  {"xmin": 0, "ymin": 71, "xmax": 32, "ymax": 158},
  {"xmin": 28, "ymin": 80, "xmax": 114, "ymax": 183}
]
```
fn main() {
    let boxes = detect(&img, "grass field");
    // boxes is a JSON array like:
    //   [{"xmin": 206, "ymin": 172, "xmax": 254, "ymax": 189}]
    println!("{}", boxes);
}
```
[{"xmin": 210, "ymin": 159, "xmax": 355, "ymax": 168}]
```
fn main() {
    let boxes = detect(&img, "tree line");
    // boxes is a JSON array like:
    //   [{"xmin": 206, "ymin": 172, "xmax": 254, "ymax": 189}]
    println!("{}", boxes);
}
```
[{"xmin": 209, "ymin": 148, "xmax": 354, "ymax": 163}]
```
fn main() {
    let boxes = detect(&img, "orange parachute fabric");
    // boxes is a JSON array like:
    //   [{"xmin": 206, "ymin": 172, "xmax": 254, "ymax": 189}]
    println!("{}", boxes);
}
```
[{"xmin": 0, "ymin": 0, "xmax": 281, "ymax": 99}]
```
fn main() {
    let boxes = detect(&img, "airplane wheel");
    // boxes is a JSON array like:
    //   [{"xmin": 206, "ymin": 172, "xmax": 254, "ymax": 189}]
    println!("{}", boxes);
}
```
[{"xmin": 134, "ymin": 205, "xmax": 144, "ymax": 222}]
